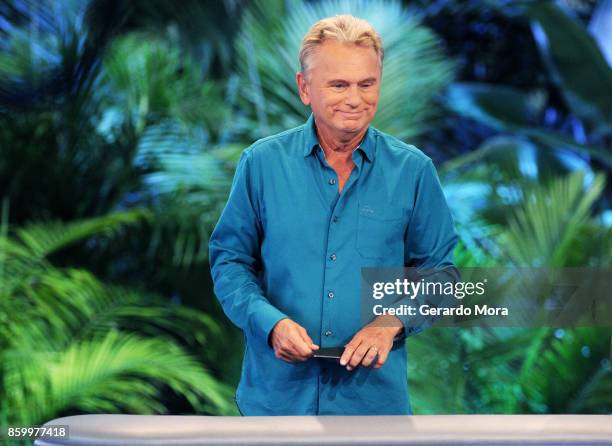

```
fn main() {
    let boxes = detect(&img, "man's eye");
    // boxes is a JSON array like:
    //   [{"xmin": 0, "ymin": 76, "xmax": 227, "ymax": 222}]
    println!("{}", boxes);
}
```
[
  {"xmin": 332, "ymin": 83, "xmax": 346, "ymax": 89},
  {"xmin": 361, "ymin": 82, "xmax": 373, "ymax": 88}
]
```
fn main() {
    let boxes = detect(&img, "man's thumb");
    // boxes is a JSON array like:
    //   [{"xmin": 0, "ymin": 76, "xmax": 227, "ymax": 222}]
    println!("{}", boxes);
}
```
[{"xmin": 300, "ymin": 330, "xmax": 318, "ymax": 350}]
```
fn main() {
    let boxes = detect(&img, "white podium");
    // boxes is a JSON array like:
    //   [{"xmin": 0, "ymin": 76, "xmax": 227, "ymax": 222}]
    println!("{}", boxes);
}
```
[{"xmin": 34, "ymin": 414, "xmax": 612, "ymax": 445}]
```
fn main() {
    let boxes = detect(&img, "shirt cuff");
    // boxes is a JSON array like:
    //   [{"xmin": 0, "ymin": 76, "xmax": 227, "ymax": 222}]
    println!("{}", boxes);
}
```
[
  {"xmin": 393, "ymin": 321, "xmax": 423, "ymax": 342},
  {"xmin": 248, "ymin": 299, "xmax": 289, "ymax": 348}
]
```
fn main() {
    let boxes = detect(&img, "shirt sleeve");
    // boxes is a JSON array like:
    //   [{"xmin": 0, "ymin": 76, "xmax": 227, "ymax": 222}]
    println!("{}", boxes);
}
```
[
  {"xmin": 395, "ymin": 158, "xmax": 460, "ymax": 341},
  {"xmin": 209, "ymin": 149, "xmax": 288, "ymax": 347}
]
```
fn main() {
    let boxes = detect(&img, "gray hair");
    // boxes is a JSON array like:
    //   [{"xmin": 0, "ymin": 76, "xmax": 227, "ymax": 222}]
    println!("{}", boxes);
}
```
[{"xmin": 299, "ymin": 14, "xmax": 384, "ymax": 77}]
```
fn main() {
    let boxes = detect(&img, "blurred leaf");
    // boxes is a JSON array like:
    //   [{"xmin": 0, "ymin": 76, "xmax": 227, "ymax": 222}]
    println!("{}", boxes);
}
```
[
  {"xmin": 522, "ymin": 126, "xmax": 612, "ymax": 166},
  {"xmin": 0, "ymin": 1, "xmax": 142, "ymax": 223},
  {"xmin": 446, "ymin": 82, "xmax": 612, "ymax": 166},
  {"xmin": 446, "ymin": 82, "xmax": 538, "ymax": 129},
  {"xmin": 589, "ymin": 0, "xmax": 612, "ymax": 67},
  {"xmin": 527, "ymin": 1, "xmax": 612, "ymax": 129},
  {"xmin": 441, "ymin": 135, "xmax": 565, "ymax": 265},
  {"xmin": 103, "ymin": 33, "xmax": 231, "ymax": 139},
  {"xmin": 0, "ymin": 0, "xmax": 115, "ymax": 110},
  {"xmin": 500, "ymin": 170, "xmax": 606, "ymax": 267},
  {"xmin": 101, "ymin": 32, "xmax": 238, "ymax": 268},
  {"xmin": 16, "ymin": 209, "xmax": 151, "ymax": 259},
  {"xmin": 134, "ymin": 120, "xmax": 235, "ymax": 267},
  {"xmin": 522, "ymin": 328, "xmax": 612, "ymax": 413},
  {"xmin": 135, "ymin": 121, "xmax": 232, "ymax": 193},
  {"xmin": 4, "ymin": 329, "xmax": 234, "ymax": 425},
  {"xmin": 1, "ymin": 213, "xmax": 237, "ymax": 425},
  {"xmin": 97, "ymin": 0, "xmax": 246, "ymax": 78}
]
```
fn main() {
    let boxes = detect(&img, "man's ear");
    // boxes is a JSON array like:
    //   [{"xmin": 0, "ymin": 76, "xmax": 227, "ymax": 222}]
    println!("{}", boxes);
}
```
[{"xmin": 296, "ymin": 71, "xmax": 311, "ymax": 106}]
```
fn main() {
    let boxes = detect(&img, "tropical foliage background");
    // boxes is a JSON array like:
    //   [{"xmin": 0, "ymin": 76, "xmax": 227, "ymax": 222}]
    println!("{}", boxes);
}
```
[{"xmin": 1, "ymin": 0, "xmax": 610, "ymax": 433}]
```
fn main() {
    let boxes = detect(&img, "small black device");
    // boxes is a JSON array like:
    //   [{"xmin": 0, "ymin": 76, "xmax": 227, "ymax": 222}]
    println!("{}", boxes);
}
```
[{"xmin": 313, "ymin": 347, "xmax": 345, "ymax": 360}]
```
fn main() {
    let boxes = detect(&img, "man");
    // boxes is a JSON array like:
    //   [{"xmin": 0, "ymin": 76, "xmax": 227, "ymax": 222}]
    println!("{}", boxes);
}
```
[{"xmin": 209, "ymin": 14, "xmax": 458, "ymax": 415}]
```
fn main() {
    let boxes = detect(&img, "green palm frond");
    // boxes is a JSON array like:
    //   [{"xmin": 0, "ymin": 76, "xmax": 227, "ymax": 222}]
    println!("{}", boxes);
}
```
[
  {"xmin": 409, "ymin": 320, "xmax": 611, "ymax": 414},
  {"xmin": 500, "ymin": 171, "xmax": 606, "ymax": 266},
  {"xmin": 102, "ymin": 32, "xmax": 231, "ymax": 140},
  {"xmin": 0, "ymin": 0, "xmax": 103, "ymax": 108},
  {"xmin": 409, "ymin": 326, "xmax": 539, "ymax": 414},
  {"xmin": 14, "ymin": 209, "xmax": 151, "ymax": 260},
  {"xmin": 133, "ymin": 119, "xmax": 243, "ymax": 267},
  {"xmin": 520, "ymin": 328, "xmax": 612, "ymax": 413},
  {"xmin": 101, "ymin": 32, "xmax": 238, "ymax": 268},
  {"xmin": 5, "ymin": 266, "xmax": 220, "ymax": 353},
  {"xmin": 0, "ymin": 207, "xmax": 148, "ymax": 302},
  {"xmin": 100, "ymin": 0, "xmax": 245, "ymax": 79},
  {"xmin": 460, "ymin": 328, "xmax": 549, "ymax": 413},
  {"xmin": 135, "ymin": 121, "xmax": 234, "ymax": 194},
  {"xmin": 0, "ymin": 1, "xmax": 144, "ymax": 224},
  {"xmin": 4, "ymin": 329, "xmax": 234, "ymax": 425},
  {"xmin": 568, "ymin": 364, "xmax": 612, "ymax": 413},
  {"xmin": 440, "ymin": 135, "xmax": 583, "ymax": 266},
  {"xmin": 235, "ymin": 0, "xmax": 455, "ymax": 140},
  {"xmin": 1, "ymin": 213, "xmax": 236, "ymax": 425}
]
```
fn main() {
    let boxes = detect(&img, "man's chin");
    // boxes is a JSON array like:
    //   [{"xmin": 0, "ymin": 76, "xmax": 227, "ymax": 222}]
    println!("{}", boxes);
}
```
[
  {"xmin": 335, "ymin": 119, "xmax": 367, "ymax": 132},
  {"xmin": 340, "ymin": 124, "xmax": 367, "ymax": 135}
]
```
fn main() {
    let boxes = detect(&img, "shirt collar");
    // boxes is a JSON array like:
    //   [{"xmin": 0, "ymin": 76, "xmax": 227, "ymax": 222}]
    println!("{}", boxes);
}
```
[{"xmin": 302, "ymin": 113, "xmax": 375, "ymax": 162}]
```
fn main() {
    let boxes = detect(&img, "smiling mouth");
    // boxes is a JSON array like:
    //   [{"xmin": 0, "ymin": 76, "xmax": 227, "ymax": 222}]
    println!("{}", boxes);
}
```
[{"xmin": 339, "ymin": 111, "xmax": 362, "ymax": 117}]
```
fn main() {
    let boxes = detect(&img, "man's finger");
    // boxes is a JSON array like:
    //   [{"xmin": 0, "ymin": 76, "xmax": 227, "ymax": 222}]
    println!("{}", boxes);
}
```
[
  {"xmin": 277, "ymin": 336, "xmax": 307, "ymax": 360},
  {"xmin": 375, "ymin": 346, "xmax": 390, "ymax": 367},
  {"xmin": 348, "ymin": 341, "xmax": 370, "ymax": 369},
  {"xmin": 299, "ymin": 327, "xmax": 319, "ymax": 350},
  {"xmin": 340, "ymin": 339, "xmax": 360, "ymax": 366},
  {"xmin": 361, "ymin": 345, "xmax": 379, "ymax": 367},
  {"xmin": 274, "ymin": 349, "xmax": 294, "ymax": 363},
  {"xmin": 289, "ymin": 334, "xmax": 314, "ymax": 358},
  {"xmin": 281, "ymin": 353, "xmax": 296, "ymax": 363}
]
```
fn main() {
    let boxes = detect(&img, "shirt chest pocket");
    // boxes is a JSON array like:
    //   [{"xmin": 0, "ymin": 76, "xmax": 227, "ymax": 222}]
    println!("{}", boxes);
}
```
[{"xmin": 356, "ymin": 203, "xmax": 406, "ymax": 260}]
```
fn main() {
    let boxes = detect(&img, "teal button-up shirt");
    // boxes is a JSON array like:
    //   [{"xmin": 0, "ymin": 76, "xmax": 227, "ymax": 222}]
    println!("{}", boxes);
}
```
[{"xmin": 209, "ymin": 114, "xmax": 458, "ymax": 415}]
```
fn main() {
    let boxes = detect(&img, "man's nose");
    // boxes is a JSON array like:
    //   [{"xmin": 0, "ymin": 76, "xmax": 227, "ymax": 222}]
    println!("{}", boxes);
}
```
[{"xmin": 344, "ymin": 85, "xmax": 361, "ymax": 108}]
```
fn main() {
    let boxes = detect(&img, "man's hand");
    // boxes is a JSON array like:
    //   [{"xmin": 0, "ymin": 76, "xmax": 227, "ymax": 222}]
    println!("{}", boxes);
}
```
[
  {"xmin": 340, "ymin": 315, "xmax": 404, "ymax": 371},
  {"xmin": 269, "ymin": 318, "xmax": 319, "ymax": 363}
]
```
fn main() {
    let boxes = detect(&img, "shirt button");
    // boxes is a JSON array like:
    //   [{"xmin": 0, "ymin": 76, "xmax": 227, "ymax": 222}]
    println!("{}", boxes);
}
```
[
  {"xmin": 324, "ymin": 330, "xmax": 333, "ymax": 336},
  {"xmin": 329, "ymin": 253, "xmax": 337, "ymax": 261},
  {"xmin": 332, "ymin": 215, "xmax": 339, "ymax": 223},
  {"xmin": 328, "ymin": 291, "xmax": 335, "ymax": 299},
  {"xmin": 328, "ymin": 178, "xmax": 336, "ymax": 185}
]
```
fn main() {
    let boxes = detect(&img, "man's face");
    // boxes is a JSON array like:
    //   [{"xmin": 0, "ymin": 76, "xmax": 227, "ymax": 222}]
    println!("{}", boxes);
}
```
[{"xmin": 297, "ymin": 40, "xmax": 381, "ymax": 137}]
